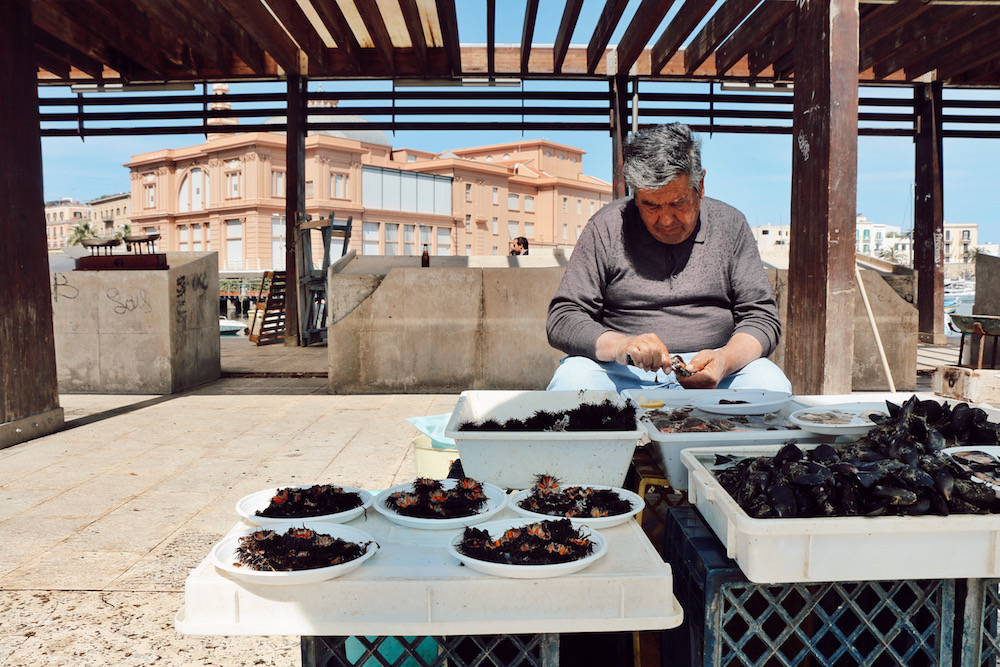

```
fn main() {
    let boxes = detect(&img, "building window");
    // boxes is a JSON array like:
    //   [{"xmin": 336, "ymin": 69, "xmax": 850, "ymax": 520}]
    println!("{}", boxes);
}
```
[
  {"xmin": 271, "ymin": 216, "xmax": 285, "ymax": 270},
  {"xmin": 562, "ymin": 224, "xmax": 568, "ymax": 240},
  {"xmin": 492, "ymin": 217, "xmax": 498, "ymax": 235},
  {"xmin": 465, "ymin": 244, "xmax": 471, "ymax": 256},
  {"xmin": 465, "ymin": 183, "xmax": 472, "ymax": 201},
  {"xmin": 144, "ymin": 185, "xmax": 155, "ymax": 209},
  {"xmin": 946, "ymin": 243, "xmax": 951, "ymax": 254},
  {"xmin": 192, "ymin": 223, "xmax": 203, "ymax": 252},
  {"xmin": 436, "ymin": 227, "xmax": 451, "ymax": 255},
  {"xmin": 562, "ymin": 197, "xmax": 568, "ymax": 213},
  {"xmin": 305, "ymin": 181, "xmax": 314, "ymax": 198},
  {"xmin": 178, "ymin": 225, "xmax": 189, "ymax": 251},
  {"xmin": 385, "ymin": 223, "xmax": 399, "ymax": 256},
  {"xmin": 226, "ymin": 172, "xmax": 241, "ymax": 199},
  {"xmin": 492, "ymin": 187, "xmax": 499, "ymax": 205},
  {"xmin": 576, "ymin": 225, "xmax": 581, "ymax": 239},
  {"xmin": 508, "ymin": 221, "xmax": 519, "ymax": 240},
  {"xmin": 577, "ymin": 199, "xmax": 582, "ymax": 214},
  {"xmin": 404, "ymin": 224, "xmax": 415, "ymax": 255},
  {"xmin": 946, "ymin": 230, "xmax": 951, "ymax": 241},
  {"xmin": 525, "ymin": 222, "xmax": 534, "ymax": 239},
  {"xmin": 225, "ymin": 220, "xmax": 242, "ymax": 270},
  {"xmin": 465, "ymin": 214, "xmax": 471, "ymax": 232},
  {"xmin": 419, "ymin": 225, "xmax": 432, "ymax": 246},
  {"xmin": 963, "ymin": 230, "xmax": 971, "ymax": 240},
  {"xmin": 525, "ymin": 196, "xmax": 535, "ymax": 213},
  {"xmin": 508, "ymin": 193, "xmax": 519, "ymax": 210},
  {"xmin": 331, "ymin": 173, "xmax": 347, "ymax": 198},
  {"xmin": 272, "ymin": 170, "xmax": 285, "ymax": 198},
  {"xmin": 362, "ymin": 221, "xmax": 379, "ymax": 255}
]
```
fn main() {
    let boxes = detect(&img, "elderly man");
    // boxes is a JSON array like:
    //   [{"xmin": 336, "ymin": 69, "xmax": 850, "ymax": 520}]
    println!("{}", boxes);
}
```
[{"xmin": 546, "ymin": 123, "xmax": 790, "ymax": 393}]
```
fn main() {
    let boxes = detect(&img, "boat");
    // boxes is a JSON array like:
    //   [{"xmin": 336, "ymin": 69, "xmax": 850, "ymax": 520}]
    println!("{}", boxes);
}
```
[
  {"xmin": 945, "ymin": 279, "xmax": 976, "ymax": 300},
  {"xmin": 944, "ymin": 297, "xmax": 961, "ymax": 314},
  {"xmin": 219, "ymin": 316, "xmax": 246, "ymax": 335}
]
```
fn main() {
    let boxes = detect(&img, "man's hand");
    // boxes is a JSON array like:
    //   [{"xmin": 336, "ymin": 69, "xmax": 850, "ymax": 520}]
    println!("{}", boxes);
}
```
[
  {"xmin": 596, "ymin": 331, "xmax": 672, "ymax": 373},
  {"xmin": 678, "ymin": 333, "xmax": 764, "ymax": 389}
]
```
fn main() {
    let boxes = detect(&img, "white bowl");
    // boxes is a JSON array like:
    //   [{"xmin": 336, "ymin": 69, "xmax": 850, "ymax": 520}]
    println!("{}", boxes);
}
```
[
  {"xmin": 507, "ymin": 484, "xmax": 644, "ymax": 528},
  {"xmin": 788, "ymin": 402, "xmax": 889, "ymax": 436},
  {"xmin": 211, "ymin": 522, "xmax": 378, "ymax": 585},
  {"xmin": 373, "ymin": 478, "xmax": 507, "ymax": 530},
  {"xmin": 236, "ymin": 485, "xmax": 374, "ymax": 527},
  {"xmin": 447, "ymin": 518, "xmax": 608, "ymax": 579},
  {"xmin": 689, "ymin": 390, "xmax": 792, "ymax": 416}
]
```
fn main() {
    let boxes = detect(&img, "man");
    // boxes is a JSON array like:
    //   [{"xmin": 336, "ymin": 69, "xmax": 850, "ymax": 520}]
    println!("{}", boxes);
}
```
[
  {"xmin": 510, "ymin": 236, "xmax": 529, "ymax": 255},
  {"xmin": 546, "ymin": 123, "xmax": 790, "ymax": 392}
]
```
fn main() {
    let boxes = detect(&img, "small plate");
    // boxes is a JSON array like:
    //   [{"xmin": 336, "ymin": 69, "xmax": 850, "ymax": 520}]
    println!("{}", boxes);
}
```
[
  {"xmin": 447, "ymin": 518, "xmax": 608, "ymax": 579},
  {"xmin": 373, "ymin": 479, "xmax": 507, "ymax": 530},
  {"xmin": 788, "ymin": 402, "xmax": 889, "ymax": 436},
  {"xmin": 236, "ymin": 485, "xmax": 374, "ymax": 527},
  {"xmin": 507, "ymin": 484, "xmax": 644, "ymax": 528},
  {"xmin": 689, "ymin": 390, "xmax": 792, "ymax": 416},
  {"xmin": 211, "ymin": 523, "xmax": 378, "ymax": 585}
]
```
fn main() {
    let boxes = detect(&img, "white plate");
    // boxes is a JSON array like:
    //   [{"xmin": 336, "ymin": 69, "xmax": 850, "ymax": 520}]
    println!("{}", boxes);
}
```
[
  {"xmin": 943, "ymin": 446, "xmax": 1000, "ymax": 497},
  {"xmin": 688, "ymin": 390, "xmax": 792, "ymax": 416},
  {"xmin": 507, "ymin": 484, "xmax": 644, "ymax": 528},
  {"xmin": 447, "ymin": 518, "xmax": 608, "ymax": 579},
  {"xmin": 236, "ymin": 485, "xmax": 374, "ymax": 527},
  {"xmin": 373, "ymin": 478, "xmax": 507, "ymax": 530},
  {"xmin": 210, "ymin": 522, "xmax": 378, "ymax": 585},
  {"xmin": 788, "ymin": 402, "xmax": 889, "ymax": 436}
]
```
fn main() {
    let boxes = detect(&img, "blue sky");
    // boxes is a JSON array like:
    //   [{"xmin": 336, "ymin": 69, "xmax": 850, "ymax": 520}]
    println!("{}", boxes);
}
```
[{"xmin": 38, "ymin": 0, "xmax": 1000, "ymax": 243}]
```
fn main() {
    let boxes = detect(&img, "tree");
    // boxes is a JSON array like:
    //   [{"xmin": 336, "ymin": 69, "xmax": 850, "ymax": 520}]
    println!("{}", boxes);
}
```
[
  {"xmin": 965, "ymin": 247, "xmax": 982, "ymax": 264},
  {"xmin": 114, "ymin": 222, "xmax": 132, "ymax": 240},
  {"xmin": 878, "ymin": 247, "xmax": 903, "ymax": 264},
  {"xmin": 67, "ymin": 220, "xmax": 98, "ymax": 245}
]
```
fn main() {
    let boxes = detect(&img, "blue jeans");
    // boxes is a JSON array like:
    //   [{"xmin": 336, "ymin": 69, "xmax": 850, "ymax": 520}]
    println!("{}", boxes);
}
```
[{"xmin": 546, "ymin": 354, "xmax": 792, "ymax": 393}]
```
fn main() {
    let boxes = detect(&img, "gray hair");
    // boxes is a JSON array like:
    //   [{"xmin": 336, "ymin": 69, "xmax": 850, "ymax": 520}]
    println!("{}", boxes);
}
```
[{"xmin": 622, "ymin": 123, "xmax": 704, "ymax": 192}]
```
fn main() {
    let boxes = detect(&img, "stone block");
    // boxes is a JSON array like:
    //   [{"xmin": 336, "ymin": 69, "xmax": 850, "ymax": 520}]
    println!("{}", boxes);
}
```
[{"xmin": 934, "ymin": 365, "xmax": 1000, "ymax": 404}]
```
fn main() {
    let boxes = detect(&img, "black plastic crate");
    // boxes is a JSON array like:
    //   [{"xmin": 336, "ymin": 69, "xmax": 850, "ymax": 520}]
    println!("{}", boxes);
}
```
[
  {"xmin": 660, "ymin": 506, "xmax": 956, "ymax": 667},
  {"xmin": 958, "ymin": 579, "xmax": 1000, "ymax": 666},
  {"xmin": 301, "ymin": 634, "xmax": 558, "ymax": 667}
]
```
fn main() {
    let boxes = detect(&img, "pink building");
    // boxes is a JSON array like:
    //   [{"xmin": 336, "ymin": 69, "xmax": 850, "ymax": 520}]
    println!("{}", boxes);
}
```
[{"xmin": 126, "ymin": 115, "xmax": 611, "ymax": 271}]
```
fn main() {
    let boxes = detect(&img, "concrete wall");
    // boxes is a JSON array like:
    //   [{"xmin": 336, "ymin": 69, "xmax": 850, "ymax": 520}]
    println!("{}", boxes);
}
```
[
  {"xmin": 328, "ymin": 259, "xmax": 917, "ymax": 393},
  {"xmin": 52, "ymin": 252, "xmax": 221, "ymax": 394}
]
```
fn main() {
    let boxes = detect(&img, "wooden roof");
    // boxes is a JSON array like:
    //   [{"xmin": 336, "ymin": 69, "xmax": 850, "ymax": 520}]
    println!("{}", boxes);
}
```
[{"xmin": 32, "ymin": 0, "xmax": 1000, "ymax": 87}]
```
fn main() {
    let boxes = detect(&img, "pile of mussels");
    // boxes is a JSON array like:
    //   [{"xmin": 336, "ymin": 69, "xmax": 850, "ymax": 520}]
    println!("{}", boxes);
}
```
[{"xmin": 715, "ymin": 396, "xmax": 1000, "ymax": 518}]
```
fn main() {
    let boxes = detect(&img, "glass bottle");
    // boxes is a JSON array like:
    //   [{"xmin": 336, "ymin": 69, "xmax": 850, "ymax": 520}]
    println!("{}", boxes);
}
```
[{"xmin": 421, "ymin": 244, "xmax": 430, "ymax": 267}]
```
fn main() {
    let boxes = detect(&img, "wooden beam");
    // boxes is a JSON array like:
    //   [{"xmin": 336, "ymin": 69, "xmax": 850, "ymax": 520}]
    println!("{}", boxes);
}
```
[
  {"xmin": 786, "ymin": 0, "xmax": 860, "ymax": 394},
  {"xmin": 610, "ymin": 75, "xmax": 629, "ymax": 199},
  {"xmin": 486, "ymin": 0, "xmax": 495, "ymax": 77},
  {"xmin": 32, "ymin": 1, "xmax": 141, "ymax": 79},
  {"xmin": 285, "ymin": 74, "xmax": 305, "ymax": 347},
  {"xmin": 355, "ymin": 0, "xmax": 396, "ymax": 70},
  {"xmin": 139, "ymin": 0, "xmax": 235, "ymax": 75},
  {"xmin": 83, "ymin": 0, "xmax": 195, "ymax": 74},
  {"xmin": 863, "ymin": 7, "xmax": 975, "ymax": 75},
  {"xmin": 587, "ymin": 0, "xmax": 630, "ymax": 74},
  {"xmin": 715, "ymin": 0, "xmax": 794, "ymax": 76},
  {"xmin": 1, "ymin": 0, "xmax": 63, "ymax": 444},
  {"xmin": 34, "ymin": 28, "xmax": 105, "ymax": 80},
  {"xmin": 684, "ymin": 0, "xmax": 758, "ymax": 74},
  {"xmin": 173, "ymin": 0, "xmax": 267, "ymax": 75},
  {"xmin": 398, "ymin": 0, "xmax": 428, "ymax": 72},
  {"xmin": 264, "ymin": 0, "xmax": 327, "ymax": 71},
  {"xmin": 311, "ymin": 0, "xmax": 362, "ymax": 71},
  {"xmin": 35, "ymin": 45, "xmax": 71, "ymax": 79},
  {"xmin": 650, "ymin": 0, "xmax": 714, "ymax": 75},
  {"xmin": 521, "ymin": 0, "xmax": 539, "ymax": 74},
  {"xmin": 860, "ymin": 0, "xmax": 932, "ymax": 51},
  {"xmin": 747, "ymin": 12, "xmax": 794, "ymax": 77},
  {"xmin": 434, "ymin": 0, "xmax": 461, "ymax": 76},
  {"xmin": 907, "ymin": 15, "xmax": 1000, "ymax": 81},
  {"xmin": 615, "ymin": 0, "xmax": 675, "ymax": 76},
  {"xmin": 553, "ymin": 0, "xmax": 583, "ymax": 74},
  {"xmin": 214, "ymin": 0, "xmax": 300, "ymax": 74},
  {"xmin": 914, "ymin": 82, "xmax": 945, "ymax": 344}
]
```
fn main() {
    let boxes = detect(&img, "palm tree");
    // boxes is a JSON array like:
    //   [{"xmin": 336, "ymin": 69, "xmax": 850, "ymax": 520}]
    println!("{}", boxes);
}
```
[
  {"xmin": 67, "ymin": 220, "xmax": 98, "ymax": 245},
  {"xmin": 965, "ymin": 247, "xmax": 982, "ymax": 264},
  {"xmin": 878, "ymin": 247, "xmax": 903, "ymax": 264},
  {"xmin": 114, "ymin": 222, "xmax": 132, "ymax": 241}
]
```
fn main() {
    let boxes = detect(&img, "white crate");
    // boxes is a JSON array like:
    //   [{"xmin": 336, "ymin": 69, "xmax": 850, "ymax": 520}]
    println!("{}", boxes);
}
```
[
  {"xmin": 682, "ymin": 443, "xmax": 1000, "ymax": 583},
  {"xmin": 444, "ymin": 390, "xmax": 642, "ymax": 490},
  {"xmin": 622, "ymin": 389, "xmax": 832, "ymax": 491}
]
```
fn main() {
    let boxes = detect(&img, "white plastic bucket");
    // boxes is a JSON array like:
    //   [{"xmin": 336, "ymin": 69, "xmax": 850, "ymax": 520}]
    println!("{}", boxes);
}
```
[{"xmin": 412, "ymin": 435, "xmax": 459, "ymax": 479}]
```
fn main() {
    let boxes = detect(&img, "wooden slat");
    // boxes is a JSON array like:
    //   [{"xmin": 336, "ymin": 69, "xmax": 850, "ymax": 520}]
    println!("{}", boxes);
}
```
[
  {"xmin": 398, "ymin": 0, "xmax": 428, "ymax": 71},
  {"xmin": 34, "ymin": 28, "xmax": 105, "ymax": 79},
  {"xmin": 35, "ymin": 45, "xmax": 71, "ymax": 79},
  {"xmin": 84, "ymin": 0, "xmax": 194, "ymax": 74},
  {"xmin": 650, "ymin": 0, "xmax": 714, "ymax": 75},
  {"xmin": 264, "ymin": 0, "xmax": 327, "ymax": 71},
  {"xmin": 355, "ymin": 0, "xmax": 396, "ymax": 69},
  {"xmin": 747, "ymin": 12, "xmax": 794, "ymax": 77},
  {"xmin": 587, "ymin": 0, "xmax": 629, "ymax": 74},
  {"xmin": 486, "ymin": 0, "xmax": 495, "ymax": 77},
  {"xmin": 32, "ymin": 1, "xmax": 143, "ymax": 78},
  {"xmin": 616, "ymin": 0, "xmax": 675, "ymax": 76},
  {"xmin": 787, "ymin": 0, "xmax": 860, "ymax": 395},
  {"xmin": 174, "ymin": 0, "xmax": 267, "ymax": 75},
  {"xmin": 714, "ymin": 0, "xmax": 794, "ymax": 76},
  {"xmin": 862, "ymin": 7, "xmax": 972, "ymax": 75},
  {"xmin": 520, "ymin": 0, "xmax": 538, "ymax": 74},
  {"xmin": 311, "ymin": 0, "xmax": 362, "ymax": 71},
  {"xmin": 611, "ymin": 75, "xmax": 628, "ymax": 199},
  {"xmin": 859, "ymin": 0, "xmax": 932, "ymax": 51},
  {"xmin": 908, "ymin": 14, "xmax": 1000, "ymax": 81},
  {"xmin": 553, "ymin": 0, "xmax": 583, "ymax": 73},
  {"xmin": 434, "ymin": 0, "xmax": 461, "ymax": 75},
  {"xmin": 684, "ymin": 0, "xmax": 759, "ymax": 75},
  {"xmin": 914, "ymin": 82, "xmax": 945, "ymax": 344},
  {"xmin": 214, "ymin": 0, "xmax": 300, "ymax": 73},
  {"xmin": 140, "ymin": 0, "xmax": 234, "ymax": 75}
]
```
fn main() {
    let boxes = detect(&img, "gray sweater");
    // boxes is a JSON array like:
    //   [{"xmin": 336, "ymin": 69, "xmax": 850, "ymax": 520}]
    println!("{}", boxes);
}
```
[{"xmin": 546, "ymin": 196, "xmax": 780, "ymax": 359}]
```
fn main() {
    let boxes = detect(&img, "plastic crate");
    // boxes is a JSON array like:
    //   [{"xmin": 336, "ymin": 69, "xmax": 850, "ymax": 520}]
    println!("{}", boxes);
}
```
[
  {"xmin": 660, "ymin": 507, "xmax": 956, "ymax": 667},
  {"xmin": 958, "ymin": 579, "xmax": 1000, "ymax": 666},
  {"xmin": 301, "ymin": 634, "xmax": 561, "ymax": 666}
]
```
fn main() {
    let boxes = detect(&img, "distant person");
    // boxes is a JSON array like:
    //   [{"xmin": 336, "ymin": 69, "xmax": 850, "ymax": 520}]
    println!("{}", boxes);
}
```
[
  {"xmin": 510, "ymin": 237, "xmax": 529, "ymax": 255},
  {"xmin": 546, "ymin": 123, "xmax": 790, "ymax": 393}
]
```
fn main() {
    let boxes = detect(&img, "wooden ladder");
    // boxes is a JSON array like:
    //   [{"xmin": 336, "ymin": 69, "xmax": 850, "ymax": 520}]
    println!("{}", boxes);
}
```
[{"xmin": 248, "ymin": 271, "xmax": 286, "ymax": 345}]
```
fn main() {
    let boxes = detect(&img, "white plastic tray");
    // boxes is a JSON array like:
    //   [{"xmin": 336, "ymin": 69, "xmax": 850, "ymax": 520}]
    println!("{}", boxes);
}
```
[
  {"xmin": 682, "ymin": 442, "xmax": 1000, "ymax": 583},
  {"xmin": 622, "ymin": 389, "xmax": 833, "ymax": 491},
  {"xmin": 444, "ymin": 390, "xmax": 643, "ymax": 490},
  {"xmin": 176, "ymin": 507, "xmax": 681, "ymax": 636}
]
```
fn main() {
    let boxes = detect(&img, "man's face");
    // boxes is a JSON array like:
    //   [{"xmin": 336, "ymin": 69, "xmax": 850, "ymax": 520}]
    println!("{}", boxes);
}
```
[{"xmin": 634, "ymin": 172, "xmax": 705, "ymax": 245}]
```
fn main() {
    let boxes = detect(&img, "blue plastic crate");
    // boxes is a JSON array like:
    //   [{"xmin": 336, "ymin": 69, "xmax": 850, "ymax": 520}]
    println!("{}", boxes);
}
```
[{"xmin": 660, "ymin": 507, "xmax": 956, "ymax": 667}]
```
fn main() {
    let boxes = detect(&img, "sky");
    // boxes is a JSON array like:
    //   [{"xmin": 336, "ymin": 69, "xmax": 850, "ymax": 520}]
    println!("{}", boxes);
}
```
[{"xmin": 37, "ymin": 0, "xmax": 1000, "ymax": 244}]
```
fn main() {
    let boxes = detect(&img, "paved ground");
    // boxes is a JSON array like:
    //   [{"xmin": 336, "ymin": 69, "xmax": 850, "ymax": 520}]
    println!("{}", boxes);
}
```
[{"xmin": 0, "ymin": 336, "xmax": 971, "ymax": 666}]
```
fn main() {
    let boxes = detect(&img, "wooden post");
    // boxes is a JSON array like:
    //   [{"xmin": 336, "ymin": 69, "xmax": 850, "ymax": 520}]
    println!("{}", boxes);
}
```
[
  {"xmin": 284, "ymin": 74, "xmax": 306, "ymax": 347},
  {"xmin": 914, "ymin": 82, "xmax": 946, "ymax": 344},
  {"xmin": 786, "ymin": 0, "xmax": 860, "ymax": 395},
  {"xmin": 610, "ymin": 74, "xmax": 629, "ymax": 200},
  {"xmin": 0, "ymin": 0, "xmax": 65, "ymax": 447}
]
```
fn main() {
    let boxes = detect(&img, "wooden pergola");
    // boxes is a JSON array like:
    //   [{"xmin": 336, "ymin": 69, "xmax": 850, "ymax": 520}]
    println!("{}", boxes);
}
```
[{"xmin": 4, "ymin": 0, "xmax": 1000, "ymax": 446}]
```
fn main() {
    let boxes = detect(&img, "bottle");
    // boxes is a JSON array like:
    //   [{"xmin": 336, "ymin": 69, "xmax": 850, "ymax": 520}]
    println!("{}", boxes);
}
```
[{"xmin": 421, "ymin": 244, "xmax": 430, "ymax": 267}]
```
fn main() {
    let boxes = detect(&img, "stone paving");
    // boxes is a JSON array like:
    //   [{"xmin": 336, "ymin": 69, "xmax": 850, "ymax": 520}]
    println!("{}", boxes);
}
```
[{"xmin": 0, "ymin": 336, "xmax": 972, "ymax": 666}]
